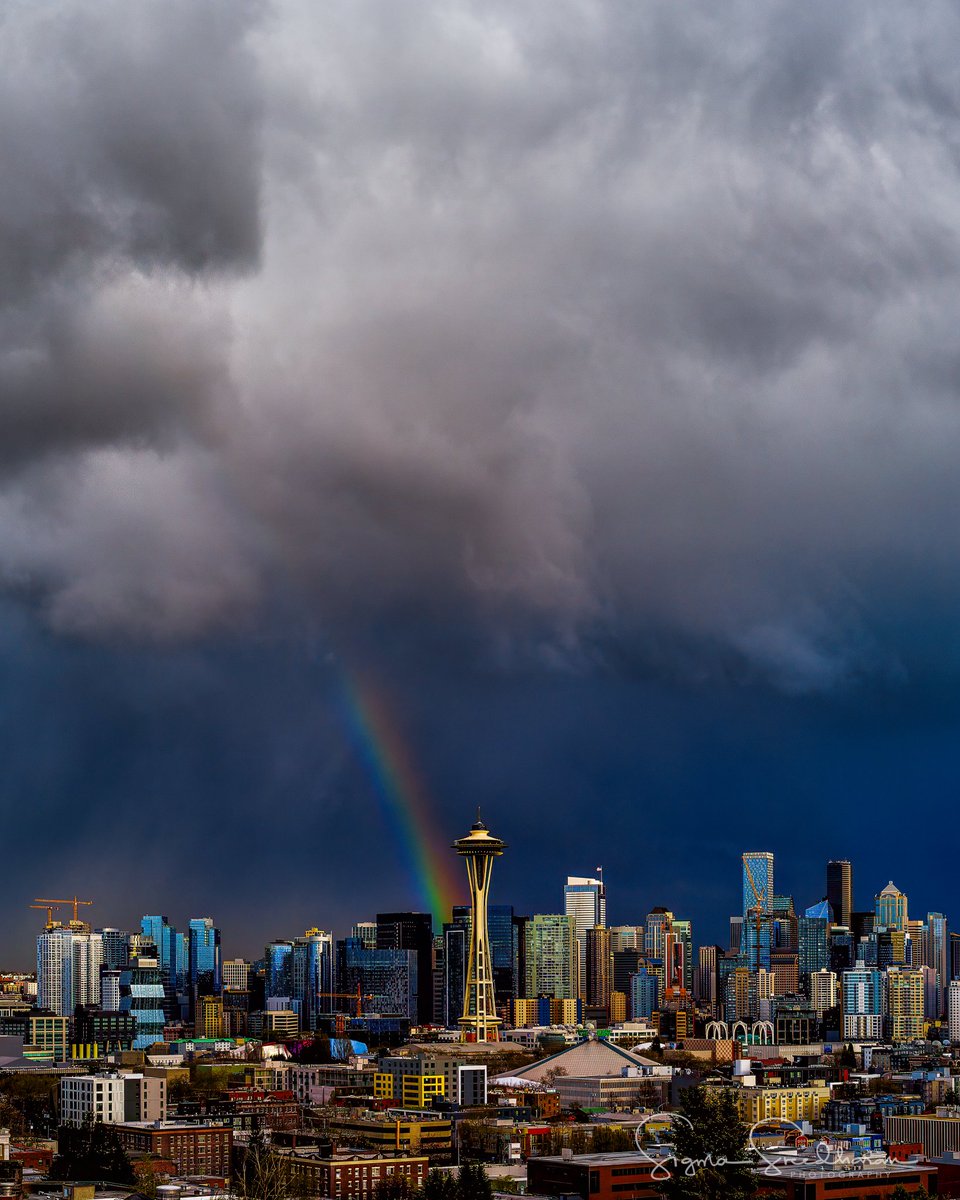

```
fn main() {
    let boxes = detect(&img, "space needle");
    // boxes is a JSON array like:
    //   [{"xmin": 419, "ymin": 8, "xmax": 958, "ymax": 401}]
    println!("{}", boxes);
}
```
[{"xmin": 453, "ymin": 812, "xmax": 507, "ymax": 1043}]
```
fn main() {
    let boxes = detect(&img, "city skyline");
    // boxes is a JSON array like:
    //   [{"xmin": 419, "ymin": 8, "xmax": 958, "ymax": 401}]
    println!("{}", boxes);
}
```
[{"xmin": 7, "ymin": 839, "xmax": 952, "ymax": 975}]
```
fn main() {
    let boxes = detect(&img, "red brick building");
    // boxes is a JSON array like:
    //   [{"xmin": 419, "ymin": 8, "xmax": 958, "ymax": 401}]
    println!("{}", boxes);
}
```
[
  {"xmin": 285, "ymin": 1151, "xmax": 429, "ymax": 1198},
  {"xmin": 754, "ymin": 1161, "xmax": 938, "ymax": 1199},
  {"xmin": 527, "ymin": 1153, "xmax": 661, "ymax": 1200},
  {"xmin": 114, "ymin": 1121, "xmax": 232, "ymax": 1183}
]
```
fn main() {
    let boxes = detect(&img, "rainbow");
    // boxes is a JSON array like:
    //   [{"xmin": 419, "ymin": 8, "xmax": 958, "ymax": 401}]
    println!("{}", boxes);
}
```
[{"xmin": 338, "ymin": 672, "xmax": 463, "ymax": 929}]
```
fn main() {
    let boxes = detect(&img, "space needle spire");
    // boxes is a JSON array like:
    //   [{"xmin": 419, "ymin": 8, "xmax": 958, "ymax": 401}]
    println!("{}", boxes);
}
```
[{"xmin": 453, "ymin": 812, "xmax": 507, "ymax": 1043}]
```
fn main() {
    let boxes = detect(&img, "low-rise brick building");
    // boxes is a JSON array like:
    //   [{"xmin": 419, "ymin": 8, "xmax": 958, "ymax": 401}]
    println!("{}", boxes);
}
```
[
  {"xmin": 284, "ymin": 1150, "xmax": 429, "ymax": 1198},
  {"xmin": 114, "ymin": 1120, "xmax": 232, "ymax": 1183},
  {"xmin": 527, "ymin": 1152, "xmax": 661, "ymax": 1200}
]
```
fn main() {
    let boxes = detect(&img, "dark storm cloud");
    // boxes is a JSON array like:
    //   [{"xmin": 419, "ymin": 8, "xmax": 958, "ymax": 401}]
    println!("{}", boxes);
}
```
[
  {"xmin": 4, "ymin": 0, "xmax": 960, "ymax": 688},
  {"xmin": 0, "ymin": 0, "xmax": 261, "ymax": 470}
]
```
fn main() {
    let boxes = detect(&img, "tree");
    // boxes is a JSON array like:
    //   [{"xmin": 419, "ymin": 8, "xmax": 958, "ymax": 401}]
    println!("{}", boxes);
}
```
[
  {"xmin": 420, "ymin": 1168, "xmax": 459, "ymax": 1200},
  {"xmin": 891, "ymin": 1187, "xmax": 929, "ymax": 1200},
  {"xmin": 457, "ymin": 1161, "xmax": 493, "ymax": 1200},
  {"xmin": 658, "ymin": 1088, "xmax": 756, "ymax": 1200},
  {"xmin": 373, "ymin": 1177, "xmax": 412, "ymax": 1200},
  {"xmin": 234, "ymin": 1126, "xmax": 312, "ymax": 1200},
  {"xmin": 134, "ymin": 1162, "xmax": 161, "ymax": 1199},
  {"xmin": 49, "ymin": 1122, "xmax": 135, "ymax": 1184},
  {"xmin": 541, "ymin": 1066, "xmax": 568, "ymax": 1086},
  {"xmin": 836, "ymin": 1044, "xmax": 857, "ymax": 1069}
]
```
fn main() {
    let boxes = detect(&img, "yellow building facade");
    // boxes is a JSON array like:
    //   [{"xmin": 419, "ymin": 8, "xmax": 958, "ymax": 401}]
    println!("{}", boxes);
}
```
[{"xmin": 736, "ymin": 1085, "xmax": 831, "ymax": 1125}]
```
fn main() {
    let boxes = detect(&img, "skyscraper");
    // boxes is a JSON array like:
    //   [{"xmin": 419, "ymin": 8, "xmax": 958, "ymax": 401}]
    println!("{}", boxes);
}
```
[
  {"xmin": 926, "ymin": 912, "xmax": 949, "ymax": 1019},
  {"xmin": 564, "ymin": 875, "xmax": 606, "ymax": 999},
  {"xmin": 585, "ymin": 926, "xmax": 611, "ymax": 1009},
  {"xmin": 443, "ymin": 922, "xmax": 467, "ymax": 1027},
  {"xmin": 37, "ymin": 927, "xmax": 103, "ymax": 1016},
  {"xmin": 742, "ymin": 852, "xmax": 774, "ymax": 917},
  {"xmin": 453, "ymin": 816, "xmax": 507, "ymax": 1042},
  {"xmin": 842, "ymin": 965, "xmax": 883, "ymax": 1041},
  {"xmin": 798, "ymin": 906, "xmax": 831, "ymax": 982},
  {"xmin": 188, "ymin": 917, "xmax": 221, "ymax": 995},
  {"xmin": 694, "ymin": 945, "xmax": 722, "ymax": 1013},
  {"xmin": 949, "ymin": 980, "xmax": 960, "ymax": 1043},
  {"xmin": 376, "ymin": 912, "xmax": 434, "ymax": 1026},
  {"xmin": 37, "ymin": 927, "xmax": 74, "ymax": 1016},
  {"xmin": 338, "ymin": 937, "xmax": 418, "ymax": 1020},
  {"xmin": 826, "ymin": 861, "xmax": 853, "ymax": 929},
  {"xmin": 809, "ymin": 969, "xmax": 838, "ymax": 1017},
  {"xmin": 120, "ymin": 943, "xmax": 167, "ymax": 1049},
  {"xmin": 886, "ymin": 967, "xmax": 924, "ymax": 1043},
  {"xmin": 629, "ymin": 969, "xmax": 658, "ymax": 1020},
  {"xmin": 265, "ymin": 940, "xmax": 294, "ymax": 1002},
  {"xmin": 291, "ymin": 929, "xmax": 334, "ymax": 1029},
  {"xmin": 741, "ymin": 852, "xmax": 774, "ymax": 971},
  {"xmin": 875, "ymin": 882, "xmax": 908, "ymax": 932},
  {"xmin": 524, "ymin": 914, "xmax": 576, "ymax": 1000},
  {"xmin": 97, "ymin": 929, "xmax": 130, "ymax": 971},
  {"xmin": 351, "ymin": 922, "xmax": 378, "ymax": 950}
]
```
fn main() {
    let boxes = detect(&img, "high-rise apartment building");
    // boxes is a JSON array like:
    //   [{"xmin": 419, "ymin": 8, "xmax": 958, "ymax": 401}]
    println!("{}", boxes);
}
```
[
  {"xmin": 886, "ymin": 967, "xmax": 924, "ymax": 1043},
  {"xmin": 826, "ymin": 861, "xmax": 853, "ymax": 929},
  {"xmin": 809, "ymin": 969, "xmax": 838, "ymax": 1017},
  {"xmin": 629, "ymin": 969, "xmax": 658, "ymax": 1020},
  {"xmin": 875, "ymin": 883, "xmax": 908, "ymax": 932},
  {"xmin": 37, "ymin": 927, "xmax": 104, "ymax": 1016},
  {"xmin": 585, "ymin": 926, "xmax": 611, "ymax": 1009},
  {"xmin": 99, "ymin": 967, "xmax": 122, "ymax": 1012},
  {"xmin": 198, "ymin": 994, "xmax": 225, "ymax": 1039},
  {"xmin": 670, "ymin": 919, "xmax": 693, "ymax": 992},
  {"xmin": 98, "ymin": 929, "xmax": 130, "ymax": 971},
  {"xmin": 949, "ymin": 979, "xmax": 960, "ymax": 1043},
  {"xmin": 842, "ymin": 965, "xmax": 883, "ymax": 1041},
  {"xmin": 694, "ymin": 945, "xmax": 722, "ymax": 1013},
  {"xmin": 564, "ymin": 877, "xmax": 606, "ymax": 999},
  {"xmin": 524, "ymin": 914, "xmax": 576, "ymax": 1000}
]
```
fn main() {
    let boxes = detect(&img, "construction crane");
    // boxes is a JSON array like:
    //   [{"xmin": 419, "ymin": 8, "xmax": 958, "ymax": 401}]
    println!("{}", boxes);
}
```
[
  {"xmin": 317, "ymin": 986, "xmax": 374, "ymax": 1017},
  {"xmin": 318, "ymin": 986, "xmax": 375, "ymax": 1038},
  {"xmin": 34, "ymin": 896, "xmax": 93, "ymax": 924},
  {"xmin": 29, "ymin": 903, "xmax": 62, "ymax": 928}
]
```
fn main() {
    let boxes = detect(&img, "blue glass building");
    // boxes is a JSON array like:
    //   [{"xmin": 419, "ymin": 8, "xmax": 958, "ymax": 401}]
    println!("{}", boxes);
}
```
[
  {"xmin": 291, "ymin": 930, "xmax": 334, "ymax": 1029},
  {"xmin": 630, "ymin": 968, "xmax": 659, "ymax": 1021},
  {"xmin": 188, "ymin": 917, "xmax": 221, "ymax": 994},
  {"xmin": 120, "ymin": 943, "xmax": 167, "ymax": 1049},
  {"xmin": 337, "ymin": 937, "xmax": 418, "ymax": 1019}
]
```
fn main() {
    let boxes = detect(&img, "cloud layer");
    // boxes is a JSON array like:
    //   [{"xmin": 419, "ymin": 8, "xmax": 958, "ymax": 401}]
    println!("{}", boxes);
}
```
[{"xmin": 4, "ymin": 0, "xmax": 960, "ymax": 688}]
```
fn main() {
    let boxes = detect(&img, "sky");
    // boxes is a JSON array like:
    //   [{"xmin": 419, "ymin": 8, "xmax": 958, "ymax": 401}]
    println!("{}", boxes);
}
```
[{"xmin": 3, "ymin": 0, "xmax": 960, "ymax": 968}]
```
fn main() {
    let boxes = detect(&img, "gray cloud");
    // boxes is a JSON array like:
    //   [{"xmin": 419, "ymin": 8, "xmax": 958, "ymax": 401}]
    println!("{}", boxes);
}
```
[{"xmin": 3, "ymin": 0, "xmax": 960, "ymax": 688}]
